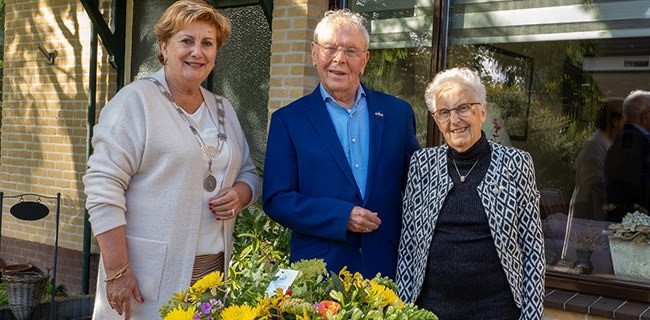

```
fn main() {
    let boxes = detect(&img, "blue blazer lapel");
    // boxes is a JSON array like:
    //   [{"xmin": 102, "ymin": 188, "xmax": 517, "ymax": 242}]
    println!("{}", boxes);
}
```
[
  {"xmin": 364, "ymin": 87, "xmax": 385, "ymax": 202},
  {"xmin": 304, "ymin": 89, "xmax": 360, "ymax": 195}
]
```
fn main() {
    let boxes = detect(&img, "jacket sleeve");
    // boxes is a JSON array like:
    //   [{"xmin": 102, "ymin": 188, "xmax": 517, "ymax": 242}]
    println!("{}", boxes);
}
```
[
  {"xmin": 84, "ymin": 87, "xmax": 145, "ymax": 236},
  {"xmin": 396, "ymin": 151, "xmax": 423, "ymax": 303},
  {"xmin": 262, "ymin": 111, "xmax": 354, "ymax": 241},
  {"xmin": 402, "ymin": 104, "xmax": 421, "ymax": 191},
  {"xmin": 518, "ymin": 151, "xmax": 545, "ymax": 320}
]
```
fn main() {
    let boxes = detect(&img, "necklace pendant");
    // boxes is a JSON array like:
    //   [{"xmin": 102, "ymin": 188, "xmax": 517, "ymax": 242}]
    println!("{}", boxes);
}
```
[
  {"xmin": 460, "ymin": 176, "xmax": 466, "ymax": 183},
  {"xmin": 204, "ymin": 174, "xmax": 217, "ymax": 192}
]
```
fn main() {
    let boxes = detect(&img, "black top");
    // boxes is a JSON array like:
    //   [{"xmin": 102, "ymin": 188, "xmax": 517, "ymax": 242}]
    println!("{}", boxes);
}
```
[
  {"xmin": 415, "ymin": 134, "xmax": 520, "ymax": 320},
  {"xmin": 605, "ymin": 123, "xmax": 650, "ymax": 222}
]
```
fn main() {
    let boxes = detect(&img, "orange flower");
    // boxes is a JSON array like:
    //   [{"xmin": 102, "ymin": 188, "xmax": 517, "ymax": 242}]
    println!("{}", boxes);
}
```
[{"xmin": 315, "ymin": 300, "xmax": 340, "ymax": 319}]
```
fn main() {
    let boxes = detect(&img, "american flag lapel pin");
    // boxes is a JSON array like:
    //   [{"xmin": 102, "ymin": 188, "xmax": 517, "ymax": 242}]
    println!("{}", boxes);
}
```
[{"xmin": 374, "ymin": 112, "xmax": 384, "ymax": 117}]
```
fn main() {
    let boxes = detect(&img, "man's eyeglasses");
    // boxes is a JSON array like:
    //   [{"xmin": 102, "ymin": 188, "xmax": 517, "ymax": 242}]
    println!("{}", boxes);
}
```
[
  {"xmin": 432, "ymin": 102, "xmax": 481, "ymax": 123},
  {"xmin": 314, "ymin": 42, "xmax": 367, "ymax": 59}
]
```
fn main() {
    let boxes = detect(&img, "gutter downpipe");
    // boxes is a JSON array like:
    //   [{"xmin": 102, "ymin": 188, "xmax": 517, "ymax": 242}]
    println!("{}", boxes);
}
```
[{"xmin": 82, "ymin": 22, "xmax": 98, "ymax": 295}]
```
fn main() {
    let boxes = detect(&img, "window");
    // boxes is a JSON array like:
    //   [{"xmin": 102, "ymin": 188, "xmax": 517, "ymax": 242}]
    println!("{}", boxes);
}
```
[
  {"xmin": 445, "ymin": 0, "xmax": 650, "ymax": 301},
  {"xmin": 349, "ymin": 0, "xmax": 650, "ymax": 302}
]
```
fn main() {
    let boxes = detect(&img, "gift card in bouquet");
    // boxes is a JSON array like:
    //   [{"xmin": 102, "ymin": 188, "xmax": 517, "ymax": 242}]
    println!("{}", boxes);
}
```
[{"xmin": 265, "ymin": 268, "xmax": 299, "ymax": 297}]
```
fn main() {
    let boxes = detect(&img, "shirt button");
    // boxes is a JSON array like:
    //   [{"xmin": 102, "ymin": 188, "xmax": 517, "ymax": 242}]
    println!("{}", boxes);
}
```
[
  {"xmin": 352, "ymin": 138, "xmax": 357, "ymax": 143},
  {"xmin": 355, "ymin": 163, "xmax": 360, "ymax": 169}
]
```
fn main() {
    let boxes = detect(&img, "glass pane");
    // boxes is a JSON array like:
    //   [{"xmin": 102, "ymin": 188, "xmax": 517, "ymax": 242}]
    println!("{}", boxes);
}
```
[
  {"xmin": 131, "ymin": 0, "xmax": 172, "ymax": 79},
  {"xmin": 211, "ymin": 6, "xmax": 271, "ymax": 166},
  {"xmin": 448, "ymin": 0, "xmax": 650, "ymax": 286},
  {"xmin": 350, "ymin": 0, "xmax": 434, "ymax": 146}
]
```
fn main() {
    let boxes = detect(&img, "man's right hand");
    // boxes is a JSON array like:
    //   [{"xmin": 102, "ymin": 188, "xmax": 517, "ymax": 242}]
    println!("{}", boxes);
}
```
[{"xmin": 347, "ymin": 206, "xmax": 381, "ymax": 233}]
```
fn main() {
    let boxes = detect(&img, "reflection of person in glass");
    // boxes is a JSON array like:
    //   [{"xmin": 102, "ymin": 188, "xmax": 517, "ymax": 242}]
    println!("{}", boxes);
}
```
[
  {"xmin": 569, "ymin": 98, "xmax": 624, "ymax": 221},
  {"xmin": 605, "ymin": 90, "xmax": 650, "ymax": 222},
  {"xmin": 83, "ymin": 1, "xmax": 259, "ymax": 319},
  {"xmin": 396, "ymin": 67, "xmax": 545, "ymax": 320}
]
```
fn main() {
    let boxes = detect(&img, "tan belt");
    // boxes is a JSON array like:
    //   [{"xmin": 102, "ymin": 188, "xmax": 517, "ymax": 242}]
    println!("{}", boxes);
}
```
[{"xmin": 191, "ymin": 252, "xmax": 224, "ymax": 285}]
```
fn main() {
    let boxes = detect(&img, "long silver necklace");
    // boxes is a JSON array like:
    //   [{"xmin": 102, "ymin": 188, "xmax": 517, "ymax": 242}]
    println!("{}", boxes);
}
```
[
  {"xmin": 452, "ymin": 158, "xmax": 480, "ymax": 183},
  {"xmin": 144, "ymin": 77, "xmax": 227, "ymax": 192}
]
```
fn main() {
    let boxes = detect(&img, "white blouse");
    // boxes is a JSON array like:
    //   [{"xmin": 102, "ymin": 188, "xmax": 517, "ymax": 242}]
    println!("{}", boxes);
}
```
[{"xmin": 184, "ymin": 101, "xmax": 230, "ymax": 255}]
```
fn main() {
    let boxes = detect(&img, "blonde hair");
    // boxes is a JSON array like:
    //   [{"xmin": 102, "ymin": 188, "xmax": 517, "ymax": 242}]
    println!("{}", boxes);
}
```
[
  {"xmin": 314, "ymin": 9, "xmax": 369, "ymax": 50},
  {"xmin": 154, "ymin": 0, "xmax": 232, "ymax": 64},
  {"xmin": 424, "ymin": 67, "xmax": 487, "ymax": 113}
]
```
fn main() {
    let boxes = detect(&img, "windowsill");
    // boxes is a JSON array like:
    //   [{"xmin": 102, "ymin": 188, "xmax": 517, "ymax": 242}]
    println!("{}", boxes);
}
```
[{"xmin": 545, "ymin": 288, "xmax": 650, "ymax": 319}]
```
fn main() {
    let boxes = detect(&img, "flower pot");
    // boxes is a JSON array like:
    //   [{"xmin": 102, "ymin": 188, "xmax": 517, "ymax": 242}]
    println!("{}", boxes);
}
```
[
  {"xmin": 607, "ymin": 237, "xmax": 650, "ymax": 282},
  {"xmin": 2, "ymin": 271, "xmax": 49, "ymax": 320},
  {"xmin": 574, "ymin": 249, "xmax": 594, "ymax": 275}
]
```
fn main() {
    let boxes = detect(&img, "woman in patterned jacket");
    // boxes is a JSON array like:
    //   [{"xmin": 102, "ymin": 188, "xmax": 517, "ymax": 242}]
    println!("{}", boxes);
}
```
[{"xmin": 396, "ymin": 67, "xmax": 545, "ymax": 320}]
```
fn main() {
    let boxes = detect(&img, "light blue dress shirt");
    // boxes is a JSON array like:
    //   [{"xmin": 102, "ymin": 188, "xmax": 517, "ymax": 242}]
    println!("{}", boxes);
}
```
[{"xmin": 320, "ymin": 84, "xmax": 370, "ymax": 199}]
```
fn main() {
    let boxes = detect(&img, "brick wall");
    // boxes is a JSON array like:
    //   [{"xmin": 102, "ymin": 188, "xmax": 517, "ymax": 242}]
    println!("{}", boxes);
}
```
[
  {"xmin": 1, "ymin": 0, "xmax": 114, "ymax": 293},
  {"xmin": 268, "ymin": 0, "xmax": 329, "ymax": 114}
]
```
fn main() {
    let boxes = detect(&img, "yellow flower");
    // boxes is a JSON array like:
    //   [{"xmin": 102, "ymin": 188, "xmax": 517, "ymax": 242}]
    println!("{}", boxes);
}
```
[
  {"xmin": 221, "ymin": 304, "xmax": 259, "ymax": 320},
  {"xmin": 191, "ymin": 270, "xmax": 224, "ymax": 293},
  {"xmin": 369, "ymin": 281, "xmax": 404, "ymax": 309},
  {"xmin": 163, "ymin": 305, "xmax": 195, "ymax": 320}
]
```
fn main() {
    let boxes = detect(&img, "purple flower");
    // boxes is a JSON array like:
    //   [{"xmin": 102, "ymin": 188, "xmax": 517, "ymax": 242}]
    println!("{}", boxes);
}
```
[
  {"xmin": 201, "ymin": 301, "xmax": 213, "ymax": 314},
  {"xmin": 193, "ymin": 314, "xmax": 201, "ymax": 320}
]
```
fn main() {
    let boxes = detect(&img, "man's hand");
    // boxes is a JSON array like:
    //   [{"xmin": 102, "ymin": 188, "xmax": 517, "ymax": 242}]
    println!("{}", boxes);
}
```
[{"xmin": 347, "ymin": 206, "xmax": 381, "ymax": 233}]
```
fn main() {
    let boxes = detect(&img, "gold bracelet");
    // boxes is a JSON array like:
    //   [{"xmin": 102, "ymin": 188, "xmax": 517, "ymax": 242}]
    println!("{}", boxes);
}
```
[{"xmin": 104, "ymin": 263, "xmax": 130, "ymax": 282}]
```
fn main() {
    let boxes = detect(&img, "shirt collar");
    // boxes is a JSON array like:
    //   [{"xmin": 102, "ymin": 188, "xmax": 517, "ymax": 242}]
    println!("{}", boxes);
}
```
[{"xmin": 319, "ymin": 83, "xmax": 366, "ymax": 109}]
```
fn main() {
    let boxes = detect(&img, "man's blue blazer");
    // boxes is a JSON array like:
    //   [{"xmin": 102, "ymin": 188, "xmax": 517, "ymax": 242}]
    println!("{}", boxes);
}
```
[{"xmin": 263, "ymin": 85, "xmax": 420, "ymax": 279}]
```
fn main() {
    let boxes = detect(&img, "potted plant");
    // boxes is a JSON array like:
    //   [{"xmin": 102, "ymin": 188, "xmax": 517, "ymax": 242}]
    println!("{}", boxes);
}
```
[
  {"xmin": 570, "ymin": 228, "xmax": 606, "ymax": 274},
  {"xmin": 603, "ymin": 210, "xmax": 650, "ymax": 281}
]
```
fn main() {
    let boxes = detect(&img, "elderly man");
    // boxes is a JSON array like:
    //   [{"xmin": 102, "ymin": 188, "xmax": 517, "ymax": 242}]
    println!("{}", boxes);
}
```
[
  {"xmin": 605, "ymin": 90, "xmax": 650, "ymax": 222},
  {"xmin": 263, "ymin": 9, "xmax": 420, "ymax": 279}
]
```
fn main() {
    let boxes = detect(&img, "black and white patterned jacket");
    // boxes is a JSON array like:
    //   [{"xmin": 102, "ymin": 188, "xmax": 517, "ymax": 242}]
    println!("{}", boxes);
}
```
[{"xmin": 396, "ymin": 141, "xmax": 545, "ymax": 320}]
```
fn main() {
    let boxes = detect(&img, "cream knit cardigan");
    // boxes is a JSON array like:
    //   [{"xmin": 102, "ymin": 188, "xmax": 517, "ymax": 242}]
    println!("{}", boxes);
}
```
[{"xmin": 84, "ymin": 69, "xmax": 260, "ymax": 319}]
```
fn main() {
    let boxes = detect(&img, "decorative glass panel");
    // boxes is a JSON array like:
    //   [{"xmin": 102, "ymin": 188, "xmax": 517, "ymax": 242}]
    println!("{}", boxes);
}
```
[{"xmin": 211, "ymin": 5, "xmax": 271, "ymax": 166}]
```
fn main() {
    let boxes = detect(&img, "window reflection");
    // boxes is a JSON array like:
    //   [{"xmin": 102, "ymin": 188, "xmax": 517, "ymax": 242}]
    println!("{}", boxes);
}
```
[{"xmin": 447, "ymin": 0, "xmax": 650, "ymax": 287}]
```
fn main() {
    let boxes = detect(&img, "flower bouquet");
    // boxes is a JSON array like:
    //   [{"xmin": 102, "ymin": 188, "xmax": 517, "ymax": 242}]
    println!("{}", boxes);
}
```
[{"xmin": 159, "ymin": 259, "xmax": 438, "ymax": 320}]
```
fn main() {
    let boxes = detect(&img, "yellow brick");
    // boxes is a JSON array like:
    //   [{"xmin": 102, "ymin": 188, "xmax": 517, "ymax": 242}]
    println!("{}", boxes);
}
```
[
  {"xmin": 271, "ymin": 42, "xmax": 292, "ymax": 53},
  {"xmin": 272, "ymin": 19, "xmax": 291, "ymax": 30},
  {"xmin": 287, "ymin": 6, "xmax": 309, "ymax": 17},
  {"xmin": 284, "ymin": 53, "xmax": 310, "ymax": 64},
  {"xmin": 271, "ymin": 66, "xmax": 291, "ymax": 76}
]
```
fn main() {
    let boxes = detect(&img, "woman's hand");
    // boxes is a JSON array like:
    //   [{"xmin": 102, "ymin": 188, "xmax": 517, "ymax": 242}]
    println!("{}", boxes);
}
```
[
  {"xmin": 96, "ymin": 226, "xmax": 144, "ymax": 319},
  {"xmin": 209, "ymin": 182, "xmax": 253, "ymax": 220},
  {"xmin": 106, "ymin": 267, "xmax": 143, "ymax": 319}
]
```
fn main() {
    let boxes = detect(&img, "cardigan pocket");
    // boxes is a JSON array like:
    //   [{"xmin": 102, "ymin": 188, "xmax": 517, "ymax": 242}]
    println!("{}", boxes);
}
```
[{"xmin": 126, "ymin": 235, "xmax": 168, "ymax": 302}]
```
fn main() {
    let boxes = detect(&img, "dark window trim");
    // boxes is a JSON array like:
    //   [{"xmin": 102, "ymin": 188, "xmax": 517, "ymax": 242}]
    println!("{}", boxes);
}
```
[{"xmin": 547, "ymin": 271, "xmax": 650, "ymax": 303}]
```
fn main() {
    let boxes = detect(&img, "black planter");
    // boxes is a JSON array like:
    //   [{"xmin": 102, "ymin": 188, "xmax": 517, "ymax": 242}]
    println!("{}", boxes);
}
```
[
  {"xmin": 574, "ymin": 249, "xmax": 594, "ymax": 275},
  {"xmin": 0, "ymin": 295, "xmax": 94, "ymax": 320}
]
